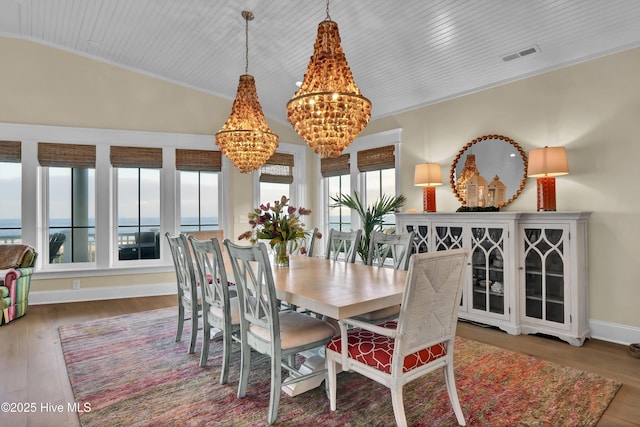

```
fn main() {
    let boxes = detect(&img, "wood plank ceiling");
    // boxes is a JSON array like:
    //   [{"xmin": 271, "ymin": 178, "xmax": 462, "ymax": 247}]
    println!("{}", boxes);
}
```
[{"xmin": 1, "ymin": 0, "xmax": 640, "ymax": 125}]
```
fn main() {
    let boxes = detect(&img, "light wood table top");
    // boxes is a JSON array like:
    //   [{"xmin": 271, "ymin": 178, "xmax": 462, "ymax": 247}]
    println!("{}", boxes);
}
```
[{"xmin": 270, "ymin": 255, "xmax": 406, "ymax": 320}]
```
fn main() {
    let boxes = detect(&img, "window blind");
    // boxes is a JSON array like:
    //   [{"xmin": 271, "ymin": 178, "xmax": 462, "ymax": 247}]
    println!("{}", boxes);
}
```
[
  {"xmin": 38, "ymin": 142, "xmax": 96, "ymax": 168},
  {"xmin": 0, "ymin": 140, "xmax": 21, "ymax": 163},
  {"xmin": 260, "ymin": 152, "xmax": 294, "ymax": 184},
  {"xmin": 110, "ymin": 146, "xmax": 162, "ymax": 168},
  {"xmin": 176, "ymin": 149, "xmax": 222, "ymax": 172},
  {"xmin": 321, "ymin": 153, "xmax": 350, "ymax": 177},
  {"xmin": 357, "ymin": 145, "xmax": 395, "ymax": 172}
]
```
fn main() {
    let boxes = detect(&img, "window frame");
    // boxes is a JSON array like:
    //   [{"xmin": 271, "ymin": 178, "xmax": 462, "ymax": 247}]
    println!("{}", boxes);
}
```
[
  {"xmin": 319, "ymin": 129, "xmax": 402, "ymax": 237},
  {"xmin": 253, "ymin": 142, "xmax": 307, "ymax": 209},
  {"xmin": 0, "ymin": 122, "xmax": 224, "ymax": 278}
]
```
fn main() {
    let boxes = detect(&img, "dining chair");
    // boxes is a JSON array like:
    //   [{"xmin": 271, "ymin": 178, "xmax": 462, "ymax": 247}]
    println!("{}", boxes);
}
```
[
  {"xmin": 324, "ymin": 229, "xmax": 362, "ymax": 263},
  {"xmin": 352, "ymin": 230, "xmax": 415, "ymax": 323},
  {"xmin": 165, "ymin": 232, "xmax": 200, "ymax": 354},
  {"xmin": 326, "ymin": 248, "xmax": 469, "ymax": 427},
  {"xmin": 289, "ymin": 227, "xmax": 318, "ymax": 257},
  {"xmin": 189, "ymin": 236, "xmax": 241, "ymax": 383},
  {"xmin": 224, "ymin": 240, "xmax": 336, "ymax": 425}
]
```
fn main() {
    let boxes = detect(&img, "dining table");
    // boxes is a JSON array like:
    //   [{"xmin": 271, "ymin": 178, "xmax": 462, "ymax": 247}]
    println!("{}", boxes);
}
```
[{"xmin": 269, "ymin": 254, "xmax": 407, "ymax": 320}]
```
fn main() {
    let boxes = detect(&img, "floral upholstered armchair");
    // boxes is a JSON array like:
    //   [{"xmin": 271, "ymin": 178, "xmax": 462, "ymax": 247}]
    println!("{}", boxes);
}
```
[{"xmin": 0, "ymin": 244, "xmax": 37, "ymax": 325}]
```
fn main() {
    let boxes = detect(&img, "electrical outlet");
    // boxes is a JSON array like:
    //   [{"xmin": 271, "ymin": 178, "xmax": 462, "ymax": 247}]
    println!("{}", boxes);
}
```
[{"xmin": 72, "ymin": 280, "xmax": 80, "ymax": 290}]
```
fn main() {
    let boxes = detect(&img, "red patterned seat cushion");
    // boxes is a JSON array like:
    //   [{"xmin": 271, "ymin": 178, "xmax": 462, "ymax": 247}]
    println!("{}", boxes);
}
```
[{"xmin": 327, "ymin": 321, "xmax": 447, "ymax": 374}]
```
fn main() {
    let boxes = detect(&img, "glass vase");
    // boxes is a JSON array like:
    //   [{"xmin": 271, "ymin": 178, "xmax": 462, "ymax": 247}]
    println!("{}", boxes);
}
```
[{"xmin": 273, "ymin": 242, "xmax": 290, "ymax": 267}]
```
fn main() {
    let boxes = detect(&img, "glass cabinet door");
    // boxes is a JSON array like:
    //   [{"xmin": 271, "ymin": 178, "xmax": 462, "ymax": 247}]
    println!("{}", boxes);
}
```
[
  {"xmin": 469, "ymin": 226, "xmax": 506, "ymax": 316},
  {"xmin": 522, "ymin": 226, "xmax": 567, "ymax": 324},
  {"xmin": 433, "ymin": 225, "xmax": 463, "ymax": 251},
  {"xmin": 405, "ymin": 224, "xmax": 429, "ymax": 254}
]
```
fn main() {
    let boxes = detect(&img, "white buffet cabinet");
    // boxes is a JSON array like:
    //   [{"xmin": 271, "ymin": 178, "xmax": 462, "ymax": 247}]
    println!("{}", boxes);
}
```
[{"xmin": 395, "ymin": 211, "xmax": 591, "ymax": 346}]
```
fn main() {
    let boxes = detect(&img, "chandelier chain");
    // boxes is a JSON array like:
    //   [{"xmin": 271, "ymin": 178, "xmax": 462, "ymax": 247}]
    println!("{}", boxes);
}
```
[
  {"xmin": 325, "ymin": 0, "xmax": 331, "ymax": 21},
  {"xmin": 244, "ymin": 13, "xmax": 250, "ymax": 73}
]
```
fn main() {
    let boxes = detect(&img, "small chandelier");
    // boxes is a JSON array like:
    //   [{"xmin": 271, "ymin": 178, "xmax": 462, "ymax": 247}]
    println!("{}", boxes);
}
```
[
  {"xmin": 216, "ymin": 11, "xmax": 278, "ymax": 174},
  {"xmin": 286, "ymin": 0, "xmax": 371, "ymax": 158}
]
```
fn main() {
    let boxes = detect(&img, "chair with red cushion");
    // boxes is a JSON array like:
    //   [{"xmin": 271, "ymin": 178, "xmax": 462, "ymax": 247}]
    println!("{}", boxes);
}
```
[{"xmin": 326, "ymin": 248, "xmax": 469, "ymax": 427}]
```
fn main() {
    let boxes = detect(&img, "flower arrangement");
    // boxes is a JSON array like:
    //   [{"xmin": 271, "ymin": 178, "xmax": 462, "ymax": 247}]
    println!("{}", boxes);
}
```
[{"xmin": 238, "ymin": 196, "xmax": 321, "ymax": 262}]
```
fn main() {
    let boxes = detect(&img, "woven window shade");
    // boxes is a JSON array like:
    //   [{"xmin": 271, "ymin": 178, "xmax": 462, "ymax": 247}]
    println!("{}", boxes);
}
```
[
  {"xmin": 321, "ymin": 153, "xmax": 350, "ymax": 177},
  {"xmin": 260, "ymin": 152, "xmax": 294, "ymax": 184},
  {"xmin": 38, "ymin": 142, "xmax": 96, "ymax": 168},
  {"xmin": 110, "ymin": 146, "xmax": 162, "ymax": 168},
  {"xmin": 176, "ymin": 149, "xmax": 222, "ymax": 172},
  {"xmin": 357, "ymin": 145, "xmax": 395, "ymax": 172},
  {"xmin": 0, "ymin": 141, "xmax": 21, "ymax": 163}
]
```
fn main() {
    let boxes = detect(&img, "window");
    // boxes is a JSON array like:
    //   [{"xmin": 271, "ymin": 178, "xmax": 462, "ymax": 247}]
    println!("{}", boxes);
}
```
[
  {"xmin": 0, "ymin": 141, "xmax": 22, "ymax": 243},
  {"xmin": 259, "ymin": 152, "xmax": 294, "ymax": 205},
  {"xmin": 176, "ymin": 149, "xmax": 221, "ymax": 233},
  {"xmin": 39, "ymin": 143, "xmax": 96, "ymax": 264},
  {"xmin": 111, "ymin": 146, "xmax": 162, "ymax": 261},
  {"xmin": 358, "ymin": 145, "xmax": 397, "ymax": 230},
  {"xmin": 320, "ymin": 130, "xmax": 401, "ymax": 238},
  {"xmin": 322, "ymin": 154, "xmax": 351, "ymax": 232}
]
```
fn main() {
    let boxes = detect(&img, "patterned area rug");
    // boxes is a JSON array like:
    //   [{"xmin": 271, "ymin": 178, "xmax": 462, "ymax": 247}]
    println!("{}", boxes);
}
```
[{"xmin": 59, "ymin": 307, "xmax": 620, "ymax": 426}]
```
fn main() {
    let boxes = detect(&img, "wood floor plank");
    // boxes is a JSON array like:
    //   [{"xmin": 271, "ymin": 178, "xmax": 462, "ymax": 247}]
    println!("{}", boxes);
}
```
[{"xmin": 0, "ymin": 296, "xmax": 637, "ymax": 426}]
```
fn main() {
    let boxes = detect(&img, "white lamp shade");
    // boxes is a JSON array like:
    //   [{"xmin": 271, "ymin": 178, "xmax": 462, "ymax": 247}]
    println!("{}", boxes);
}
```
[
  {"xmin": 527, "ymin": 146, "xmax": 569, "ymax": 177},
  {"xmin": 414, "ymin": 163, "xmax": 442, "ymax": 186}
]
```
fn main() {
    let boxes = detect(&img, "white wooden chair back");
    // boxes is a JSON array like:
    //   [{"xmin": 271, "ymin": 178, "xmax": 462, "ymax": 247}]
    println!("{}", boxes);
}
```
[
  {"xmin": 366, "ymin": 230, "xmax": 415, "ymax": 270},
  {"xmin": 325, "ymin": 229, "xmax": 362, "ymax": 263}
]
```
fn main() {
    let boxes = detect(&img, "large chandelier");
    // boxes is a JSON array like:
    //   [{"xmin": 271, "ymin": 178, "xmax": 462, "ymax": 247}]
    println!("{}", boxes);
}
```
[
  {"xmin": 286, "ymin": 0, "xmax": 371, "ymax": 158},
  {"xmin": 216, "ymin": 11, "xmax": 278, "ymax": 174}
]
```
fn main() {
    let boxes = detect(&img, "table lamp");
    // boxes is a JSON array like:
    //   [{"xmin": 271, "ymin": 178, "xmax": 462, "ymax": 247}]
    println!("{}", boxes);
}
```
[
  {"xmin": 414, "ymin": 163, "xmax": 442, "ymax": 212},
  {"xmin": 527, "ymin": 146, "xmax": 569, "ymax": 211}
]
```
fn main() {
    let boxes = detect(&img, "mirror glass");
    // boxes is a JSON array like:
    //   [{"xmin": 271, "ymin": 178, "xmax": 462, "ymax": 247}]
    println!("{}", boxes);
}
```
[{"xmin": 449, "ymin": 135, "xmax": 527, "ymax": 208}]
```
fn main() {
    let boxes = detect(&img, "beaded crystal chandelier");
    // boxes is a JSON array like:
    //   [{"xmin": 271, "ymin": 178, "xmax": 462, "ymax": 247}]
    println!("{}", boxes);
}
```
[
  {"xmin": 286, "ymin": 0, "xmax": 371, "ymax": 158},
  {"xmin": 216, "ymin": 11, "xmax": 278, "ymax": 173}
]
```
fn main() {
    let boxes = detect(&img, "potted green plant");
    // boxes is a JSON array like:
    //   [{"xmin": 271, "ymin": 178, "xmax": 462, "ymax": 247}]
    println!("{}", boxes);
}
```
[{"xmin": 330, "ymin": 192, "xmax": 406, "ymax": 264}]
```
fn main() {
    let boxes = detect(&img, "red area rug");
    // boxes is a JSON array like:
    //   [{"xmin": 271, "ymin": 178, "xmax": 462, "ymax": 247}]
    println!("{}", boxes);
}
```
[{"xmin": 59, "ymin": 307, "xmax": 620, "ymax": 426}]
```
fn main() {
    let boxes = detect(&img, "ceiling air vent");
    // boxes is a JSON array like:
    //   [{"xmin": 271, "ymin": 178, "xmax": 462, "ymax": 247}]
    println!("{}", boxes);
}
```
[{"xmin": 501, "ymin": 45, "xmax": 540, "ymax": 62}]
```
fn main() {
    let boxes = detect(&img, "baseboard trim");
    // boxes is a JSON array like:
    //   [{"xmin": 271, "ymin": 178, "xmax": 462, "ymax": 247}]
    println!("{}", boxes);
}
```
[
  {"xmin": 589, "ymin": 319, "xmax": 640, "ymax": 346},
  {"xmin": 29, "ymin": 283, "xmax": 176, "ymax": 305}
]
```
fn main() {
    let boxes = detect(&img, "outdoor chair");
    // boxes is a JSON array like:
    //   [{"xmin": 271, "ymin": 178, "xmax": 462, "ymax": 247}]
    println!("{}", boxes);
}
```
[
  {"xmin": 351, "ymin": 230, "xmax": 415, "ymax": 323},
  {"xmin": 324, "ymin": 229, "xmax": 362, "ymax": 263},
  {"xmin": 165, "ymin": 232, "xmax": 201, "ymax": 354},
  {"xmin": 224, "ymin": 240, "xmax": 336, "ymax": 425},
  {"xmin": 189, "ymin": 235, "xmax": 240, "ymax": 383},
  {"xmin": 48, "ymin": 232, "xmax": 65, "ymax": 263},
  {"xmin": 326, "ymin": 248, "xmax": 469, "ymax": 427}
]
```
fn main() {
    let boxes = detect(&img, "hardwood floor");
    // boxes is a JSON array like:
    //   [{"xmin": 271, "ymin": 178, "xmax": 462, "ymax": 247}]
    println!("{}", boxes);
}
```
[{"xmin": 1, "ymin": 296, "xmax": 638, "ymax": 426}]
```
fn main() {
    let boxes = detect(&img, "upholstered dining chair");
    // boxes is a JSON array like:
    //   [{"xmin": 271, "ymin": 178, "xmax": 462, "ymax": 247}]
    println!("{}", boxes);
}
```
[
  {"xmin": 351, "ymin": 230, "xmax": 415, "ymax": 323},
  {"xmin": 326, "ymin": 248, "xmax": 469, "ymax": 427},
  {"xmin": 224, "ymin": 240, "xmax": 336, "ymax": 425},
  {"xmin": 165, "ymin": 232, "xmax": 200, "ymax": 354},
  {"xmin": 324, "ymin": 229, "xmax": 362, "ymax": 263},
  {"xmin": 189, "ymin": 236, "xmax": 240, "ymax": 383}
]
